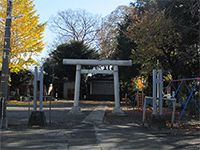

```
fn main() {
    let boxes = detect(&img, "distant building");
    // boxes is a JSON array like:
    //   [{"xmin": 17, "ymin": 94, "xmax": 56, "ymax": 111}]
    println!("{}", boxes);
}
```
[
  {"xmin": 63, "ymin": 81, "xmax": 75, "ymax": 99},
  {"xmin": 63, "ymin": 75, "xmax": 114, "ymax": 100},
  {"xmin": 87, "ymin": 76, "xmax": 114, "ymax": 100}
]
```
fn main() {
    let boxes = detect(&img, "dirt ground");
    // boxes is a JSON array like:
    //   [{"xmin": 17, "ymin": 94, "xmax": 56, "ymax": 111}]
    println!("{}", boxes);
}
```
[
  {"xmin": 0, "ymin": 100, "xmax": 200, "ymax": 150},
  {"xmin": 3, "ymin": 100, "xmax": 200, "ymax": 133}
]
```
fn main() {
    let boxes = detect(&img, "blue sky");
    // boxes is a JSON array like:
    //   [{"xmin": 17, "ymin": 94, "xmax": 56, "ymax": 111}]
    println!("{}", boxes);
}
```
[{"xmin": 33, "ymin": 0, "xmax": 133, "ymax": 58}]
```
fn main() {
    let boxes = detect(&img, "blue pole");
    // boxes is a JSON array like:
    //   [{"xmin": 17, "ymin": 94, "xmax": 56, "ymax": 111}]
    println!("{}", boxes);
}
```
[{"xmin": 179, "ymin": 84, "xmax": 196, "ymax": 120}]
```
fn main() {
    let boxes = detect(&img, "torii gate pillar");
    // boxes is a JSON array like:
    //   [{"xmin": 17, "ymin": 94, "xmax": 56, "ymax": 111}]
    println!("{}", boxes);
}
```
[
  {"xmin": 70, "ymin": 64, "xmax": 81, "ymax": 113},
  {"xmin": 113, "ymin": 65, "xmax": 124, "ymax": 114}
]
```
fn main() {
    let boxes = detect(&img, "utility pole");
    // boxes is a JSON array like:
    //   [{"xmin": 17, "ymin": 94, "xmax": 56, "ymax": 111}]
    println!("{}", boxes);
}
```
[
  {"xmin": 198, "ymin": 0, "xmax": 200, "ymax": 111},
  {"xmin": 198, "ymin": 0, "xmax": 200, "ymax": 76},
  {"xmin": 0, "ymin": 0, "xmax": 13, "ymax": 129}
]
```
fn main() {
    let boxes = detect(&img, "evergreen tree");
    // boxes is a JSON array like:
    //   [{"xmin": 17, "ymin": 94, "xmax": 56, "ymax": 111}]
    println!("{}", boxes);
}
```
[{"xmin": 43, "ymin": 41, "xmax": 99, "ymax": 98}]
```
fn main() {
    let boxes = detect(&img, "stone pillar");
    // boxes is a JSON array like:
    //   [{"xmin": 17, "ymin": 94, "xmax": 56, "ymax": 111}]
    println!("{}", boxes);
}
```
[
  {"xmin": 112, "ymin": 65, "xmax": 124, "ymax": 114},
  {"xmin": 152, "ymin": 69, "xmax": 157, "ymax": 115},
  {"xmin": 33, "ymin": 67, "xmax": 38, "ymax": 111},
  {"xmin": 28, "ymin": 66, "xmax": 46, "ymax": 127},
  {"xmin": 39, "ymin": 66, "xmax": 44, "ymax": 111},
  {"xmin": 70, "ymin": 64, "xmax": 81, "ymax": 113},
  {"xmin": 158, "ymin": 70, "xmax": 163, "ymax": 116}
]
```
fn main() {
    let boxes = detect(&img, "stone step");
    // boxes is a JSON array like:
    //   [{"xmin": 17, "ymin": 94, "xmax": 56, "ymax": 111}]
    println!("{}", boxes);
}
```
[{"xmin": 82, "ymin": 106, "xmax": 106, "ymax": 124}]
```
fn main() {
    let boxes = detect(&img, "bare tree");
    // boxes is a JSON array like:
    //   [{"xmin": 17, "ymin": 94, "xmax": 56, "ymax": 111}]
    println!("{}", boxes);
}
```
[
  {"xmin": 97, "ymin": 5, "xmax": 132, "ymax": 58},
  {"xmin": 50, "ymin": 9, "xmax": 101, "ymax": 46}
]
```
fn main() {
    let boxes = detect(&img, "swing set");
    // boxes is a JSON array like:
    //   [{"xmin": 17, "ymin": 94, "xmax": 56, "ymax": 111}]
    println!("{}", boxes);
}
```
[
  {"xmin": 142, "ymin": 69, "xmax": 200, "ymax": 126},
  {"xmin": 166, "ymin": 77, "xmax": 200, "ymax": 120}
]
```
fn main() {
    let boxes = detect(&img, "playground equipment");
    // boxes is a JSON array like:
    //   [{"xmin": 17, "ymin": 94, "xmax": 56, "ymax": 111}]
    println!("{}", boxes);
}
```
[
  {"xmin": 28, "ymin": 66, "xmax": 46, "ymax": 127},
  {"xmin": 136, "ymin": 90, "xmax": 144, "ymax": 107},
  {"xmin": 142, "ymin": 69, "xmax": 176, "ymax": 126},
  {"xmin": 166, "ymin": 78, "xmax": 200, "ymax": 120},
  {"xmin": 63, "ymin": 59, "xmax": 132, "ymax": 114},
  {"xmin": 143, "ymin": 69, "xmax": 200, "ymax": 126}
]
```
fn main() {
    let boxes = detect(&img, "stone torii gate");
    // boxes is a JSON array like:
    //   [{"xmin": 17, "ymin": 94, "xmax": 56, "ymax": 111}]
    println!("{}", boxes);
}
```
[{"xmin": 63, "ymin": 59, "xmax": 132, "ymax": 114}]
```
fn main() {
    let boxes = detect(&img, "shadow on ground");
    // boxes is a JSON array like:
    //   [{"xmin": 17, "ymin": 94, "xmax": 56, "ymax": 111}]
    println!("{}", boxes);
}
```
[{"xmin": 0, "ymin": 100, "xmax": 199, "ymax": 150}]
